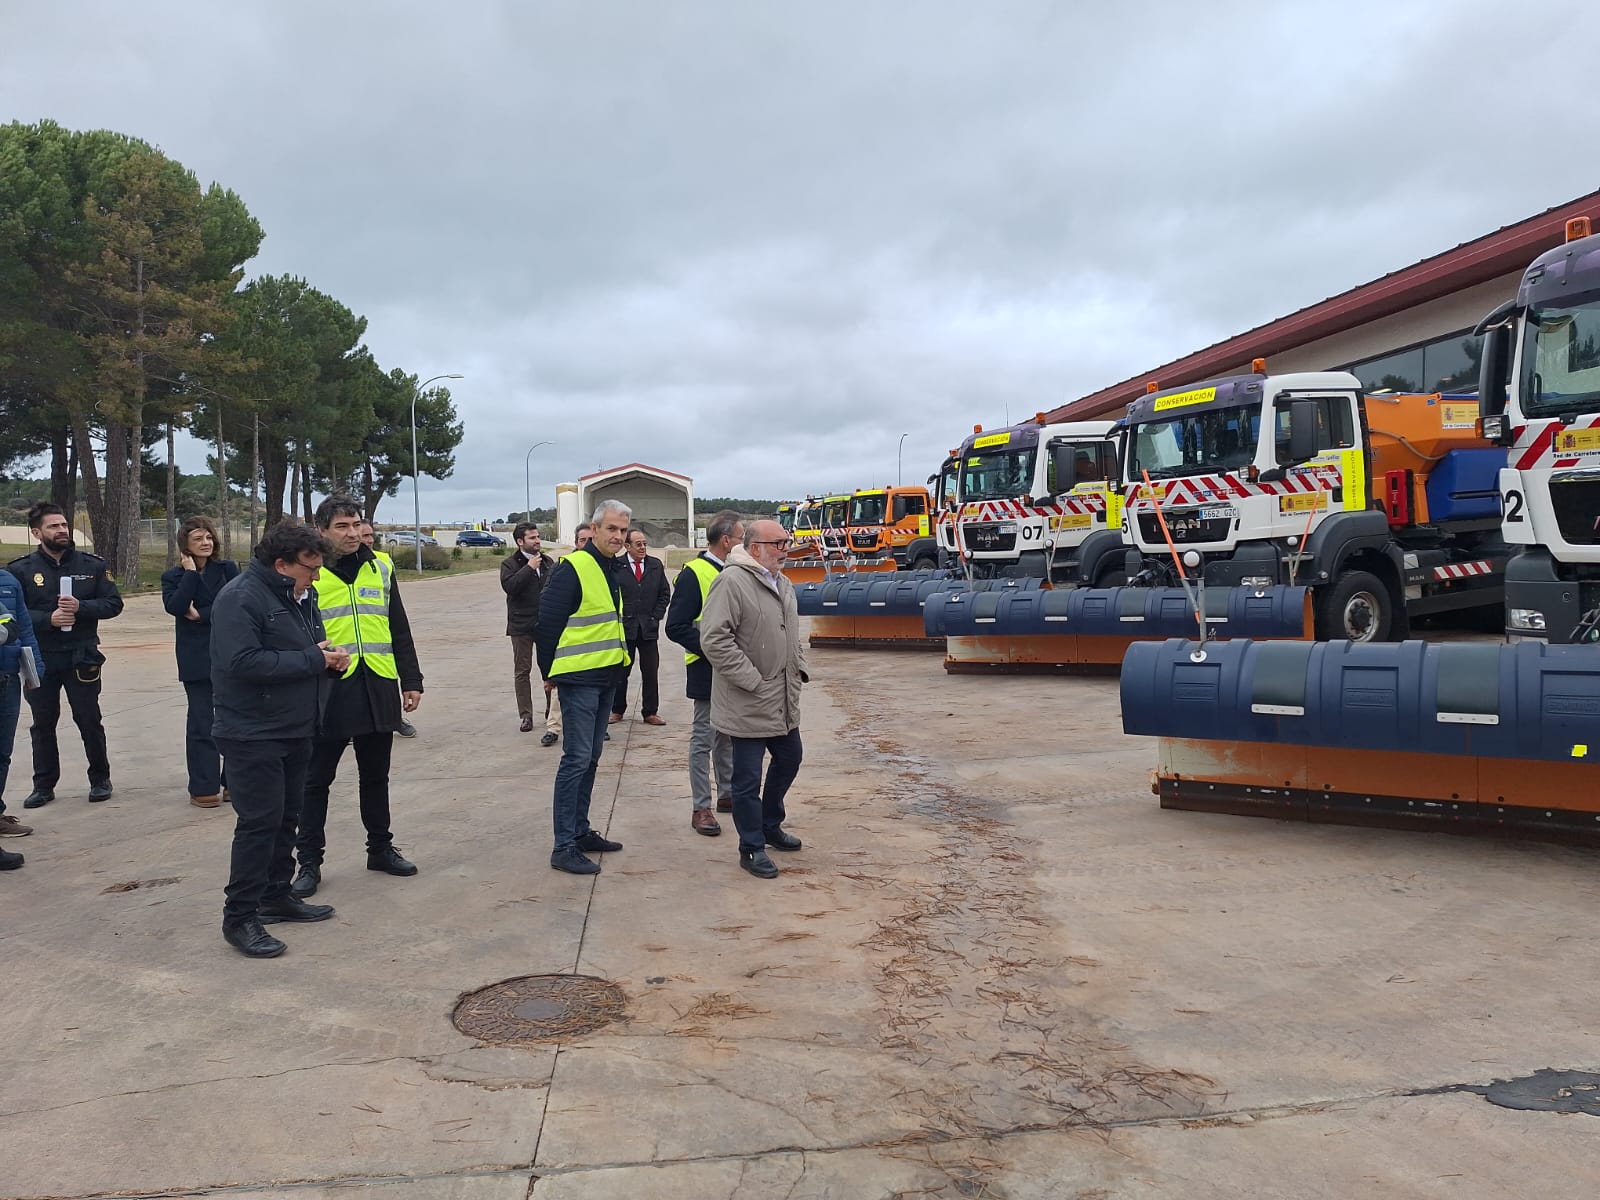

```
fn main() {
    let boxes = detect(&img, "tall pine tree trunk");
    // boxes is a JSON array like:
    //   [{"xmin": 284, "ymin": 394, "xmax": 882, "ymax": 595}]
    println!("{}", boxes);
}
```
[
  {"xmin": 250, "ymin": 412, "xmax": 261, "ymax": 553},
  {"xmin": 120, "ymin": 417, "xmax": 143, "ymax": 584},
  {"xmin": 288, "ymin": 459, "xmax": 299, "ymax": 519},
  {"xmin": 215, "ymin": 402, "xmax": 230, "ymax": 558},
  {"xmin": 50, "ymin": 424, "xmax": 73, "ymax": 523}
]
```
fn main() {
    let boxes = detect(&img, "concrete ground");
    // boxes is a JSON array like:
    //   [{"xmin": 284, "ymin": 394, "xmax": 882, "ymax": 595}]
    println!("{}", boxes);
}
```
[{"xmin": 3, "ymin": 571, "xmax": 1596, "ymax": 1199}]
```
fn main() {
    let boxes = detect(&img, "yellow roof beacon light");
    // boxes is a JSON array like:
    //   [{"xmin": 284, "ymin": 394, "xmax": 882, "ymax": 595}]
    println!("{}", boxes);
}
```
[
  {"xmin": 1145, "ymin": 382, "xmax": 1160, "ymax": 394},
  {"xmin": 1568, "ymin": 216, "xmax": 1593, "ymax": 242},
  {"xmin": 1251, "ymin": 357, "xmax": 1268, "ymax": 374}
]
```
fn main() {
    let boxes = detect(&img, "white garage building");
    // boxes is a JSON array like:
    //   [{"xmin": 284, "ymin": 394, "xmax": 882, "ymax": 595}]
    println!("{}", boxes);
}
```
[{"xmin": 560, "ymin": 463, "xmax": 696, "ymax": 548}]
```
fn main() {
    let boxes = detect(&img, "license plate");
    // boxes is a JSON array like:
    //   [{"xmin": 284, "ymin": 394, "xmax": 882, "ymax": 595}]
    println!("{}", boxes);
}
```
[{"xmin": 1198, "ymin": 506, "xmax": 1237, "ymax": 520}]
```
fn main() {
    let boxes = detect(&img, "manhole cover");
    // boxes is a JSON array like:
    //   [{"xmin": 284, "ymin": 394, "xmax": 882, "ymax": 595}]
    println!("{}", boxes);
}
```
[{"xmin": 452, "ymin": 974, "xmax": 626, "ymax": 1045}]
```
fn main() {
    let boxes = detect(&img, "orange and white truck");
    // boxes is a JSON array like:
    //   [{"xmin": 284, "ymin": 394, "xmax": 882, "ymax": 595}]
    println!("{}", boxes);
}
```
[{"xmin": 844, "ymin": 485, "xmax": 939, "ymax": 570}]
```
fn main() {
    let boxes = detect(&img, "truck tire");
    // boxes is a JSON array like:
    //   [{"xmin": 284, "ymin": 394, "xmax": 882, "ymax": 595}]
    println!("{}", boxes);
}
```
[
  {"xmin": 1315, "ymin": 570, "xmax": 1393, "ymax": 643},
  {"xmin": 909, "ymin": 554, "xmax": 937, "ymax": 572}
]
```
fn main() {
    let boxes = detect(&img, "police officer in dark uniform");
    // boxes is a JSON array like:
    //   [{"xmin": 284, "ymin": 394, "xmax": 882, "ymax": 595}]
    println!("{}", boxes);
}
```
[{"xmin": 8, "ymin": 503, "xmax": 124, "ymax": 808}]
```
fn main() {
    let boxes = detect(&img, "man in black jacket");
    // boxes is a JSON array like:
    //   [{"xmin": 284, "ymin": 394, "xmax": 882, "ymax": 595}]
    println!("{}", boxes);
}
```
[
  {"xmin": 501, "ymin": 522, "xmax": 559, "ymax": 744},
  {"xmin": 8, "ymin": 503, "xmax": 124, "ymax": 808},
  {"xmin": 665, "ymin": 510, "xmax": 743, "ymax": 836},
  {"xmin": 291, "ymin": 496, "xmax": 425, "ymax": 899},
  {"xmin": 536, "ymin": 500, "xmax": 631, "ymax": 874},
  {"xmin": 210, "ymin": 520, "xmax": 348, "ymax": 958},
  {"xmin": 610, "ymin": 528, "xmax": 671, "ymax": 726}
]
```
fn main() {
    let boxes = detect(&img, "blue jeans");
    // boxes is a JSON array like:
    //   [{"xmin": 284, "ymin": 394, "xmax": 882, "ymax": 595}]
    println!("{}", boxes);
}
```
[
  {"xmin": 552, "ymin": 682, "xmax": 614, "ymax": 854},
  {"xmin": 0, "ymin": 672, "xmax": 19, "ymax": 815},
  {"xmin": 729, "ymin": 728, "xmax": 803, "ymax": 854}
]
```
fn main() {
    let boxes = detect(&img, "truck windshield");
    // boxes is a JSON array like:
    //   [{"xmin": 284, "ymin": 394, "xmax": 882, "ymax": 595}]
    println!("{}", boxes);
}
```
[
  {"xmin": 938, "ymin": 463, "xmax": 958, "ymax": 508},
  {"xmin": 1521, "ymin": 298, "xmax": 1600, "ymax": 419},
  {"xmin": 777, "ymin": 509, "xmax": 795, "ymax": 532},
  {"xmin": 795, "ymin": 506, "xmax": 820, "ymax": 531},
  {"xmin": 822, "ymin": 501, "xmax": 848, "ymax": 528},
  {"xmin": 961, "ymin": 448, "xmax": 1035, "ymax": 500},
  {"xmin": 849, "ymin": 494, "xmax": 886, "ymax": 525},
  {"xmin": 1127, "ymin": 407, "xmax": 1261, "ymax": 480}
]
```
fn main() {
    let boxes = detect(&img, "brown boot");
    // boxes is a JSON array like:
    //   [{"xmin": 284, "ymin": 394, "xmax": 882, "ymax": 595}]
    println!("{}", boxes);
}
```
[
  {"xmin": 691, "ymin": 809, "xmax": 721, "ymax": 837},
  {"xmin": 715, "ymin": 796, "xmax": 733, "ymax": 813},
  {"xmin": 190, "ymin": 794, "xmax": 222, "ymax": 809}
]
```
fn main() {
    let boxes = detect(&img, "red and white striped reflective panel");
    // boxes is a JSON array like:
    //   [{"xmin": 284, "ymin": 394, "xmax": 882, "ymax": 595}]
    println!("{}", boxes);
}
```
[
  {"xmin": 1125, "ymin": 465, "xmax": 1341, "ymax": 508},
  {"xmin": 1431, "ymin": 560, "xmax": 1495, "ymax": 580},
  {"xmin": 959, "ymin": 494, "xmax": 1108, "ymax": 522}
]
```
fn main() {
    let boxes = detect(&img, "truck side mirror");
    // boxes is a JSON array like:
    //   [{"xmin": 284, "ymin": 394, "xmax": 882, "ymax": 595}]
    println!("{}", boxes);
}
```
[
  {"xmin": 1478, "ymin": 323, "xmax": 1511, "ymax": 419},
  {"xmin": 1287, "ymin": 400, "xmax": 1319, "ymax": 464},
  {"xmin": 1050, "ymin": 445, "xmax": 1077, "ymax": 492}
]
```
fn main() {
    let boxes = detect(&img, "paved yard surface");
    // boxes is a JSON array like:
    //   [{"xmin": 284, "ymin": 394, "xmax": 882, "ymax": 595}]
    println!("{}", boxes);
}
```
[{"xmin": 4, "ymin": 571, "xmax": 1596, "ymax": 1198}]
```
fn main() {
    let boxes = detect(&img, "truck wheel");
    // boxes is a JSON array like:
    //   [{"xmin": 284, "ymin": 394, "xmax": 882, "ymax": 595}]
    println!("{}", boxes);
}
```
[
  {"xmin": 1316, "ymin": 571, "xmax": 1393, "ymax": 643},
  {"xmin": 909, "ymin": 555, "xmax": 936, "ymax": 572}
]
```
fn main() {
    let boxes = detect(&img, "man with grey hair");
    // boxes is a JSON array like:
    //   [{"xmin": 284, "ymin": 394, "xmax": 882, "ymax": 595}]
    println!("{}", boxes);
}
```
[
  {"xmin": 666, "ymin": 510, "xmax": 743, "ymax": 836},
  {"xmin": 700, "ymin": 517, "xmax": 808, "ymax": 878},
  {"xmin": 535, "ymin": 499, "xmax": 632, "ymax": 874}
]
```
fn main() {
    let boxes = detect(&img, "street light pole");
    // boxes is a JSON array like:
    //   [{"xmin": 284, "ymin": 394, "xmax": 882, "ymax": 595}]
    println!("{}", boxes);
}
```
[
  {"xmin": 524, "ymin": 440, "xmax": 553, "ymax": 521},
  {"xmin": 897, "ymin": 432, "xmax": 909, "ymax": 487},
  {"xmin": 412, "ymin": 372, "xmax": 463, "ymax": 572}
]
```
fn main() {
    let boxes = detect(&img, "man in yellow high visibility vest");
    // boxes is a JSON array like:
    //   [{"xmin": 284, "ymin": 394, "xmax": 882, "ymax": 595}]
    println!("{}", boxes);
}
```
[
  {"xmin": 665, "ymin": 509, "xmax": 743, "ymax": 837},
  {"xmin": 535, "ymin": 499, "xmax": 632, "ymax": 875},
  {"xmin": 291, "ymin": 497, "xmax": 425, "ymax": 899}
]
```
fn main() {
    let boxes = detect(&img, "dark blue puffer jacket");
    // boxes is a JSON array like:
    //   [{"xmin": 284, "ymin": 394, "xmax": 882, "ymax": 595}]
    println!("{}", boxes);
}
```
[{"xmin": 0, "ymin": 568, "xmax": 43, "ymax": 679}]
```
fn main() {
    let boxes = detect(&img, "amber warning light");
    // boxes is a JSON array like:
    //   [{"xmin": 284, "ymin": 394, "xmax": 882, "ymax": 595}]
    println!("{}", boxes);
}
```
[{"xmin": 1568, "ymin": 216, "xmax": 1593, "ymax": 243}]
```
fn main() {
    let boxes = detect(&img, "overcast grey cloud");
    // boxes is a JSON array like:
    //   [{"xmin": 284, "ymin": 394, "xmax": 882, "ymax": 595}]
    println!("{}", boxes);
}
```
[{"xmin": 3, "ymin": 1, "xmax": 1593, "ymax": 520}]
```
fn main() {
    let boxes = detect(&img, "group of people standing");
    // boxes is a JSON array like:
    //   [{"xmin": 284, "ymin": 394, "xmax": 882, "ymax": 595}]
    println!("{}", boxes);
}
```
[
  {"xmin": 514, "ymin": 501, "xmax": 810, "ymax": 881},
  {"xmin": 1, "ymin": 494, "xmax": 813, "ymax": 956}
]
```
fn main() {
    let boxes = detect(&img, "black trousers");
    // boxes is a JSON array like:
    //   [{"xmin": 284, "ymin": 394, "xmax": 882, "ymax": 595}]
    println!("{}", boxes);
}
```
[
  {"xmin": 729, "ymin": 728, "xmax": 804, "ymax": 854},
  {"xmin": 296, "ymin": 731, "xmax": 395, "ymax": 865},
  {"xmin": 612, "ymin": 638, "xmax": 660, "ymax": 718},
  {"xmin": 182, "ymin": 680, "xmax": 223, "ymax": 797},
  {"xmin": 27, "ymin": 662, "xmax": 110, "ymax": 790},
  {"xmin": 217, "ymin": 736, "xmax": 311, "ymax": 923}
]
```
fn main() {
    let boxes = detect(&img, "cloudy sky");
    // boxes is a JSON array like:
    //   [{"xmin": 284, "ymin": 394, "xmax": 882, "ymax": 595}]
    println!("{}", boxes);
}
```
[{"xmin": 3, "ymin": 2, "xmax": 1594, "ymax": 521}]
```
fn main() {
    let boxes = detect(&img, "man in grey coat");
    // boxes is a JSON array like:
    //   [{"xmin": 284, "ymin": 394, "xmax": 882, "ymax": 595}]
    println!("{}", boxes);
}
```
[{"xmin": 699, "ymin": 519, "xmax": 809, "ymax": 879}]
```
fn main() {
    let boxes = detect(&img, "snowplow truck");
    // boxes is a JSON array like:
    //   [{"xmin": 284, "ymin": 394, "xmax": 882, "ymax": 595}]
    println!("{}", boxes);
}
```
[
  {"xmin": 1476, "ymin": 214, "xmax": 1600, "ymax": 643},
  {"xmin": 1118, "ymin": 366, "xmax": 1508, "ymax": 642},
  {"xmin": 952, "ymin": 418, "xmax": 1121, "ymax": 582},
  {"xmin": 846, "ymin": 485, "xmax": 939, "ymax": 570}
]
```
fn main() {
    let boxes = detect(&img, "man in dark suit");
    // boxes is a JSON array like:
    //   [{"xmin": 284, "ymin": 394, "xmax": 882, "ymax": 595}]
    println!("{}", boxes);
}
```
[
  {"xmin": 610, "ymin": 529, "xmax": 670, "ymax": 726},
  {"xmin": 501, "ymin": 522, "xmax": 559, "ymax": 743}
]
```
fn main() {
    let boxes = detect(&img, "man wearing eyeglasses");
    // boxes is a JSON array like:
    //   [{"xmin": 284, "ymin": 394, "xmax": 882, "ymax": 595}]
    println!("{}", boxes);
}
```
[{"xmin": 698, "ymin": 519, "xmax": 809, "ymax": 879}]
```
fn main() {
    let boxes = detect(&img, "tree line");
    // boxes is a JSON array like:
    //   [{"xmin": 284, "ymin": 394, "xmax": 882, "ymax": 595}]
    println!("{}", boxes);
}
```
[{"xmin": 0, "ymin": 119, "xmax": 464, "ymax": 582}]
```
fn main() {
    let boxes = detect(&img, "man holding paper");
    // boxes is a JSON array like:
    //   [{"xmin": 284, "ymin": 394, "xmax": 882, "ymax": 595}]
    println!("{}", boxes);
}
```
[
  {"xmin": 7, "ymin": 503, "xmax": 123, "ymax": 809},
  {"xmin": 0, "ymin": 564, "xmax": 44, "ymax": 861}
]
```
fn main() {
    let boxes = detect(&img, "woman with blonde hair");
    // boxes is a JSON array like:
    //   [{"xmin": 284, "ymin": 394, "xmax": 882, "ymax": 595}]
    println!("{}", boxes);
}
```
[{"xmin": 160, "ymin": 516, "xmax": 239, "ymax": 807}]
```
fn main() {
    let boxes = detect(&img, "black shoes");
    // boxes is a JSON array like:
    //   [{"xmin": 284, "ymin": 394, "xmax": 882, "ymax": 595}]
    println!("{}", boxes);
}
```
[
  {"xmin": 520, "ymin": 715, "xmax": 535, "ymax": 733},
  {"xmin": 551, "ymin": 847, "xmax": 601, "ymax": 875},
  {"xmin": 22, "ymin": 789, "xmax": 54, "ymax": 809},
  {"xmin": 223, "ymin": 918, "xmax": 286, "ymax": 958},
  {"xmin": 258, "ymin": 894, "xmax": 336, "ymax": 924},
  {"xmin": 87, "ymin": 781, "xmax": 113, "ymax": 803},
  {"xmin": 0, "ymin": 847, "xmax": 23, "ymax": 871},
  {"xmin": 540, "ymin": 731, "xmax": 559, "ymax": 747},
  {"xmin": 765, "ymin": 828, "xmax": 803, "ymax": 852},
  {"xmin": 367, "ymin": 845, "xmax": 418, "ymax": 876},
  {"xmin": 396, "ymin": 721, "xmax": 417, "ymax": 738},
  {"xmin": 290, "ymin": 864, "xmax": 321, "ymax": 898},
  {"xmin": 740, "ymin": 850, "xmax": 779, "ymax": 879},
  {"xmin": 576, "ymin": 831, "xmax": 622, "ymax": 854}
]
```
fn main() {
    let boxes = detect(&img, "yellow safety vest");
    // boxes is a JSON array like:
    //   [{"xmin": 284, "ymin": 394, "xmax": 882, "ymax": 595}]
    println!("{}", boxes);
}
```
[
  {"xmin": 550, "ymin": 550, "xmax": 630, "ymax": 676},
  {"xmin": 682, "ymin": 556, "xmax": 721, "ymax": 666},
  {"xmin": 314, "ymin": 555, "xmax": 397, "ymax": 679}
]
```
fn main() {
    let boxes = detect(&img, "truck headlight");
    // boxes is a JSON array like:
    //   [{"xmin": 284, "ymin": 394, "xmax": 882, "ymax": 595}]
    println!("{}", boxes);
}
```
[
  {"xmin": 1507, "ymin": 608, "xmax": 1547, "ymax": 631},
  {"xmin": 1241, "ymin": 575, "xmax": 1273, "ymax": 588}
]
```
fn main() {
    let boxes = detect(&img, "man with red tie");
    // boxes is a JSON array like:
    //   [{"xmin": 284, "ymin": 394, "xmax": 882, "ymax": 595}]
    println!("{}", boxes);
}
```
[{"xmin": 611, "ymin": 529, "xmax": 670, "ymax": 726}]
